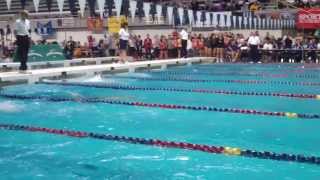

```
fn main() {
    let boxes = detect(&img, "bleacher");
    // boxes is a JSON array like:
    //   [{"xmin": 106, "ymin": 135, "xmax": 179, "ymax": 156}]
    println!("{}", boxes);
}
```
[
  {"xmin": 0, "ymin": 0, "xmax": 293, "ymax": 16},
  {"xmin": 0, "ymin": 0, "xmax": 80, "ymax": 15},
  {"xmin": 0, "ymin": 0, "xmax": 305, "ymax": 18}
]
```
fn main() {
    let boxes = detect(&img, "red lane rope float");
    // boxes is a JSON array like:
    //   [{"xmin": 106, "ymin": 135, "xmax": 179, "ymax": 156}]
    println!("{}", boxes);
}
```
[
  {"xmin": 0, "ymin": 123, "xmax": 319, "ymax": 166},
  {"xmin": 150, "ymin": 71, "xmax": 289, "ymax": 78},
  {"xmin": 38, "ymin": 81, "xmax": 320, "ymax": 100},
  {"xmin": 0, "ymin": 93, "xmax": 319, "ymax": 119},
  {"xmin": 108, "ymin": 76, "xmax": 320, "ymax": 87}
]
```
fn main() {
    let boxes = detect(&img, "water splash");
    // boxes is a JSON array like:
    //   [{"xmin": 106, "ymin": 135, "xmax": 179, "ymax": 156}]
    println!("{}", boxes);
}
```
[
  {"xmin": 117, "ymin": 73, "xmax": 152, "ymax": 78},
  {"xmin": 85, "ymin": 75, "xmax": 103, "ymax": 83},
  {"xmin": 0, "ymin": 101, "xmax": 23, "ymax": 113}
]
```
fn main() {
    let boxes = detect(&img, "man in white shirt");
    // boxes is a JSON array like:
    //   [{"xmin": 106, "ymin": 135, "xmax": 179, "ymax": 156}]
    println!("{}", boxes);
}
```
[
  {"xmin": 14, "ymin": 10, "xmax": 31, "ymax": 73},
  {"xmin": 248, "ymin": 31, "xmax": 261, "ymax": 63},
  {"xmin": 118, "ymin": 22, "xmax": 129, "ymax": 63},
  {"xmin": 180, "ymin": 28, "xmax": 188, "ymax": 58}
]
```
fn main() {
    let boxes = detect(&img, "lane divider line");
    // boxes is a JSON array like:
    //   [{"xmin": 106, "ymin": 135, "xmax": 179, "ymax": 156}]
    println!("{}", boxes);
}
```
[
  {"xmin": 107, "ymin": 76, "xmax": 320, "ymax": 87},
  {"xmin": 0, "ymin": 93, "xmax": 319, "ymax": 119},
  {"xmin": 0, "ymin": 123, "xmax": 319, "ymax": 166},
  {"xmin": 38, "ymin": 82, "xmax": 320, "ymax": 100},
  {"xmin": 152, "ymin": 71, "xmax": 320, "ymax": 79},
  {"xmin": 150, "ymin": 71, "xmax": 289, "ymax": 78}
]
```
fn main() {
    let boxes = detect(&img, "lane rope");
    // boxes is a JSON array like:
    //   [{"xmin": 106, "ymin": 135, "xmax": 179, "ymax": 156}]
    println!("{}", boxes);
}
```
[
  {"xmin": 191, "ymin": 65, "xmax": 320, "ymax": 71},
  {"xmin": 38, "ymin": 81, "xmax": 320, "ymax": 100},
  {"xmin": 0, "ymin": 123, "xmax": 319, "ymax": 166},
  {"xmin": 150, "ymin": 71, "xmax": 289, "ymax": 78},
  {"xmin": 175, "ymin": 66, "xmax": 316, "ymax": 75},
  {"xmin": 152, "ymin": 71, "xmax": 320, "ymax": 79},
  {"xmin": 107, "ymin": 76, "xmax": 320, "ymax": 87},
  {"xmin": 0, "ymin": 93, "xmax": 319, "ymax": 119},
  {"xmin": 295, "ymin": 74, "xmax": 320, "ymax": 79}
]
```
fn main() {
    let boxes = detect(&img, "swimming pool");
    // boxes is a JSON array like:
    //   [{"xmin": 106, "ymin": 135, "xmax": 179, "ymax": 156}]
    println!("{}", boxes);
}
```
[{"xmin": 0, "ymin": 63, "xmax": 320, "ymax": 179}]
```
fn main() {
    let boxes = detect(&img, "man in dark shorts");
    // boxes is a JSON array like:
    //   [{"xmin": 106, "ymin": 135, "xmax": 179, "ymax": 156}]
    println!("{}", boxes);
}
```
[{"xmin": 14, "ymin": 10, "xmax": 31, "ymax": 73}]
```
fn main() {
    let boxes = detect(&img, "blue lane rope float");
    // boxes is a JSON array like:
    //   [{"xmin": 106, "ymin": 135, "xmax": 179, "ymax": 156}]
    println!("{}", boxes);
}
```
[
  {"xmin": 38, "ymin": 82, "xmax": 320, "ymax": 100},
  {"xmin": 107, "ymin": 76, "xmax": 320, "ymax": 87},
  {"xmin": 0, "ymin": 123, "xmax": 319, "ymax": 166},
  {"xmin": 0, "ymin": 93, "xmax": 319, "ymax": 119}
]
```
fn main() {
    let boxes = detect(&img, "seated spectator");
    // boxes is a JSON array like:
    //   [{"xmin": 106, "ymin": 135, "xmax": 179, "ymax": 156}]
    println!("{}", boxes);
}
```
[
  {"xmin": 97, "ymin": 39, "xmax": 106, "ymax": 57},
  {"xmin": 73, "ymin": 42, "xmax": 82, "ymax": 58},
  {"xmin": 81, "ymin": 42, "xmax": 91, "ymax": 57},
  {"xmin": 262, "ymin": 38, "xmax": 274, "ymax": 62},
  {"xmin": 64, "ymin": 36, "xmax": 75, "ymax": 59},
  {"xmin": 307, "ymin": 38, "xmax": 317, "ymax": 63},
  {"xmin": 239, "ymin": 41, "xmax": 249, "ymax": 62}
]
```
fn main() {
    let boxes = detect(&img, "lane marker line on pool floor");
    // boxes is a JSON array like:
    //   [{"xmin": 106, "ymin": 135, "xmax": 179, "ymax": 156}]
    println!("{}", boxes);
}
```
[
  {"xmin": 0, "ymin": 93, "xmax": 319, "ymax": 119},
  {"xmin": 38, "ymin": 82, "xmax": 320, "ymax": 100},
  {"xmin": 0, "ymin": 123, "xmax": 319, "ymax": 166},
  {"xmin": 107, "ymin": 76, "xmax": 320, "ymax": 87}
]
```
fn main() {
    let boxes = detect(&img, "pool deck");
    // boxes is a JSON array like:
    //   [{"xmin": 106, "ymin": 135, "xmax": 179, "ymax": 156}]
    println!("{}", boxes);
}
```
[
  {"xmin": 0, "ymin": 57, "xmax": 212, "ymax": 84},
  {"xmin": 0, "ymin": 56, "xmax": 118, "ymax": 71}
]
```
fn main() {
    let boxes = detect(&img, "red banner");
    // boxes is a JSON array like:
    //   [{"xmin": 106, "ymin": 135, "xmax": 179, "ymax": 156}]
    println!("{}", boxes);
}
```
[{"xmin": 296, "ymin": 8, "xmax": 320, "ymax": 29}]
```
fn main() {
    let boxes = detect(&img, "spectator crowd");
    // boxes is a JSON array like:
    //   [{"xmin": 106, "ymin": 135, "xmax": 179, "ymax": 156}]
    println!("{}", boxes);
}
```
[
  {"xmin": 62, "ymin": 30, "xmax": 320, "ymax": 63},
  {"xmin": 1, "ymin": 29, "xmax": 320, "ymax": 64}
]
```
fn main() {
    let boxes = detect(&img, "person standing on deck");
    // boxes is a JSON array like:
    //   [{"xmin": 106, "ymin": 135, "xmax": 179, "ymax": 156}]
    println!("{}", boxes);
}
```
[
  {"xmin": 14, "ymin": 10, "xmax": 31, "ymax": 73},
  {"xmin": 180, "ymin": 28, "xmax": 188, "ymax": 58},
  {"xmin": 248, "ymin": 31, "xmax": 261, "ymax": 63},
  {"xmin": 144, "ymin": 34, "xmax": 153, "ymax": 60},
  {"xmin": 118, "ymin": 22, "xmax": 130, "ymax": 63}
]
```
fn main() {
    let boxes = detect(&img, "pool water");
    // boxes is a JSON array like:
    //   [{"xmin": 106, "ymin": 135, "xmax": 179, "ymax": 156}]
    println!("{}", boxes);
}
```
[{"xmin": 1, "ymin": 63, "xmax": 320, "ymax": 179}]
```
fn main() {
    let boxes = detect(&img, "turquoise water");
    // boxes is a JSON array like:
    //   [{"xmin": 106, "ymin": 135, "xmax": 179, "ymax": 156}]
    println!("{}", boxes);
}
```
[{"xmin": 1, "ymin": 63, "xmax": 320, "ymax": 179}]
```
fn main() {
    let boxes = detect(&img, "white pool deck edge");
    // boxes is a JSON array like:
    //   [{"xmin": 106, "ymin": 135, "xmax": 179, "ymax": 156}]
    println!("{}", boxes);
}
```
[
  {"xmin": 0, "ymin": 56, "xmax": 118, "ymax": 70},
  {"xmin": 0, "ymin": 57, "xmax": 213, "ymax": 84}
]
